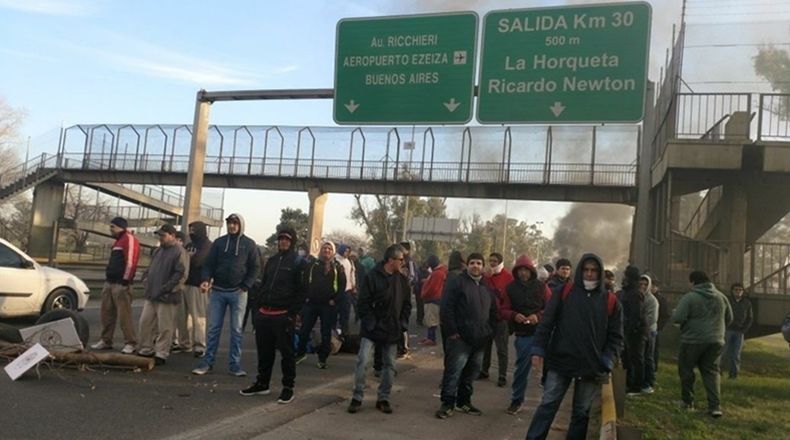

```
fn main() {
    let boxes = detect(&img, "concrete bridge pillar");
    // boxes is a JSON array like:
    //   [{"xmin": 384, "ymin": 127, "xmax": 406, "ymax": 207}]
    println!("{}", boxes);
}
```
[
  {"xmin": 28, "ymin": 180, "xmax": 65, "ymax": 261},
  {"xmin": 721, "ymin": 184, "xmax": 748, "ymax": 287},
  {"xmin": 307, "ymin": 187, "xmax": 328, "ymax": 256}
]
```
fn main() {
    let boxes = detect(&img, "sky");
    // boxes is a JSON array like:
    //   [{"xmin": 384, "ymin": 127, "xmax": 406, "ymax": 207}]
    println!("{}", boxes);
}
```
[{"xmin": 2, "ymin": 0, "xmax": 788, "ymax": 245}]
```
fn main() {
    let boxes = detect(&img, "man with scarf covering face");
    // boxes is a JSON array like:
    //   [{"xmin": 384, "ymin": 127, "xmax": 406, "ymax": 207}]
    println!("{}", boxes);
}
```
[
  {"xmin": 498, "ymin": 254, "xmax": 552, "ymax": 415},
  {"xmin": 526, "ymin": 254, "xmax": 623, "ymax": 440}
]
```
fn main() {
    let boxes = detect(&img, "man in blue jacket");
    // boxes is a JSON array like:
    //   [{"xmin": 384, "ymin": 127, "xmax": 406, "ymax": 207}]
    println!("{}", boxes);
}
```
[
  {"xmin": 192, "ymin": 213, "xmax": 260, "ymax": 377},
  {"xmin": 526, "ymin": 253, "xmax": 624, "ymax": 440}
]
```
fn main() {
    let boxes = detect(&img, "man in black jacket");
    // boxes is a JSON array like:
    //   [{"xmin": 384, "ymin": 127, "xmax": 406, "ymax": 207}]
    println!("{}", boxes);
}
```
[
  {"xmin": 178, "ymin": 221, "xmax": 211, "ymax": 357},
  {"xmin": 435, "ymin": 253, "xmax": 498, "ymax": 419},
  {"xmin": 295, "ymin": 241, "xmax": 346, "ymax": 369},
  {"xmin": 526, "ymin": 253, "xmax": 623, "ymax": 440},
  {"xmin": 240, "ymin": 226, "xmax": 303, "ymax": 404},
  {"xmin": 651, "ymin": 279, "xmax": 670, "ymax": 376},
  {"xmin": 192, "ymin": 213, "xmax": 260, "ymax": 377},
  {"xmin": 347, "ymin": 244, "xmax": 411, "ymax": 415},
  {"xmin": 620, "ymin": 265, "xmax": 647, "ymax": 395},
  {"xmin": 721, "ymin": 283, "xmax": 753, "ymax": 379}
]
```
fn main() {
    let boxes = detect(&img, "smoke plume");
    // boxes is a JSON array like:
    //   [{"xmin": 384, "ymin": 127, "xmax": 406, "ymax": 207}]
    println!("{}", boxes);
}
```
[{"xmin": 552, "ymin": 203, "xmax": 633, "ymax": 271}]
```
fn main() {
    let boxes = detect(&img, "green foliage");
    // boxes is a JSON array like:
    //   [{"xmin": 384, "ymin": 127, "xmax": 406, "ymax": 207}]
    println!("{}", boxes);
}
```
[
  {"xmin": 264, "ymin": 207, "xmax": 309, "ymax": 254},
  {"xmin": 754, "ymin": 46, "xmax": 790, "ymax": 118},
  {"xmin": 455, "ymin": 213, "xmax": 552, "ymax": 267}
]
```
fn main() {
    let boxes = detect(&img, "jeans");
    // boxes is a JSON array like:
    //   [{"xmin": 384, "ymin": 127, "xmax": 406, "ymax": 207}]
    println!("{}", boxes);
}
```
[
  {"xmin": 482, "ymin": 320, "xmax": 509, "ymax": 379},
  {"xmin": 297, "ymin": 302, "xmax": 337, "ymax": 363},
  {"xmin": 352, "ymin": 337, "xmax": 396, "ymax": 402},
  {"xmin": 625, "ymin": 333, "xmax": 646, "ymax": 391},
  {"xmin": 336, "ymin": 290, "xmax": 353, "ymax": 335},
  {"xmin": 643, "ymin": 332, "xmax": 657, "ymax": 387},
  {"xmin": 440, "ymin": 337, "xmax": 484, "ymax": 407},
  {"xmin": 254, "ymin": 313, "xmax": 296, "ymax": 388},
  {"xmin": 721, "ymin": 330, "xmax": 744, "ymax": 378},
  {"xmin": 526, "ymin": 370, "xmax": 600, "ymax": 440},
  {"xmin": 678, "ymin": 342, "xmax": 723, "ymax": 411},
  {"xmin": 510, "ymin": 335, "xmax": 534, "ymax": 405},
  {"xmin": 201, "ymin": 288, "xmax": 246, "ymax": 370}
]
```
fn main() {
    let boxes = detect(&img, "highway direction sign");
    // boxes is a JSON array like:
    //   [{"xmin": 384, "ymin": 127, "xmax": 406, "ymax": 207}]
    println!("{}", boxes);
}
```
[
  {"xmin": 334, "ymin": 12, "xmax": 478, "ymax": 125},
  {"xmin": 477, "ymin": 2, "xmax": 651, "ymax": 124}
]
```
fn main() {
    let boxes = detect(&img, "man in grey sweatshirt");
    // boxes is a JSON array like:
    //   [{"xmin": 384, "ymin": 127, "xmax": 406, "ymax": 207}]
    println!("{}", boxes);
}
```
[
  {"xmin": 138, "ymin": 224, "xmax": 189, "ymax": 365},
  {"xmin": 639, "ymin": 274, "xmax": 659, "ymax": 392}
]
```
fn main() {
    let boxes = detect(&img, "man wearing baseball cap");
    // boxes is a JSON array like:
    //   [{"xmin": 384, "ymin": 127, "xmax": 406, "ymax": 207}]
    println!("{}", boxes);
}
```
[
  {"xmin": 137, "ymin": 224, "xmax": 189, "ymax": 365},
  {"xmin": 91, "ymin": 216, "xmax": 140, "ymax": 354}
]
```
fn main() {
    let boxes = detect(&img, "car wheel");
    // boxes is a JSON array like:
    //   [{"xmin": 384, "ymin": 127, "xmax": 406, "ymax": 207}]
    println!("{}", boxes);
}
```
[
  {"xmin": 43, "ymin": 288, "xmax": 78, "ymax": 313},
  {"xmin": 35, "ymin": 309, "xmax": 90, "ymax": 348}
]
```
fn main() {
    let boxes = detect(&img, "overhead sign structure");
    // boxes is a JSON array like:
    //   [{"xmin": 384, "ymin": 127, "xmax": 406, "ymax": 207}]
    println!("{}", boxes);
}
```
[
  {"xmin": 334, "ymin": 12, "xmax": 478, "ymax": 125},
  {"xmin": 477, "ymin": 2, "xmax": 651, "ymax": 124}
]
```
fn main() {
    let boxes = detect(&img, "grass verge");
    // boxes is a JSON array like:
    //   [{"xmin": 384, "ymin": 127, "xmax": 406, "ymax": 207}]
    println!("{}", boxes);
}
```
[{"xmin": 620, "ymin": 333, "xmax": 790, "ymax": 440}]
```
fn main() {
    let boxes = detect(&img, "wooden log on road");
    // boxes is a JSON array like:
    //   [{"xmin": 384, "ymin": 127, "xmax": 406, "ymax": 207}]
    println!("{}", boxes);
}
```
[{"xmin": 0, "ymin": 340, "xmax": 155, "ymax": 370}]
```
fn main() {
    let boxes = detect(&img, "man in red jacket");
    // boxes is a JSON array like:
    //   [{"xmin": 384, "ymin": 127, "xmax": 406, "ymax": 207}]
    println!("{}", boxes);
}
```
[
  {"xmin": 419, "ymin": 255, "xmax": 446, "ymax": 346},
  {"xmin": 481, "ymin": 252, "xmax": 514, "ymax": 387},
  {"xmin": 91, "ymin": 217, "xmax": 140, "ymax": 354}
]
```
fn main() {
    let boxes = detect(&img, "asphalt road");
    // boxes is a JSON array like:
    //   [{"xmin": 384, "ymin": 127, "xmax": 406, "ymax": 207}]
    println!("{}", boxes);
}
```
[{"xmin": 0, "ymin": 300, "xmax": 573, "ymax": 440}]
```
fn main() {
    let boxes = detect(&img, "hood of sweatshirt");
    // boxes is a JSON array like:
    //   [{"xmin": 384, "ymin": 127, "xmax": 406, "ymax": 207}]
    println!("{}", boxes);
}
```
[
  {"xmin": 574, "ymin": 253, "xmax": 607, "ymax": 295},
  {"xmin": 640, "ymin": 274, "xmax": 653, "ymax": 295},
  {"xmin": 691, "ymin": 281, "xmax": 721, "ymax": 298},
  {"xmin": 223, "ymin": 213, "xmax": 246, "ymax": 256},
  {"xmin": 188, "ymin": 221, "xmax": 208, "ymax": 242},
  {"xmin": 512, "ymin": 254, "xmax": 537, "ymax": 280}
]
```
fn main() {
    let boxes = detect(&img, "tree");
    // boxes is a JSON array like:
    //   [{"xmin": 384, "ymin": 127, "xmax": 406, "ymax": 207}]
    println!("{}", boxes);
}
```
[
  {"xmin": 264, "ymin": 207, "xmax": 309, "ymax": 254},
  {"xmin": 455, "ymin": 213, "xmax": 552, "ymax": 267},
  {"xmin": 61, "ymin": 184, "xmax": 114, "ymax": 253},
  {"xmin": 0, "ymin": 97, "xmax": 25, "ymax": 174},
  {"xmin": 325, "ymin": 230, "xmax": 369, "ymax": 255},
  {"xmin": 754, "ymin": 46, "xmax": 790, "ymax": 117},
  {"xmin": 0, "ymin": 198, "xmax": 32, "ymax": 249},
  {"xmin": 350, "ymin": 194, "xmax": 449, "ymax": 259}
]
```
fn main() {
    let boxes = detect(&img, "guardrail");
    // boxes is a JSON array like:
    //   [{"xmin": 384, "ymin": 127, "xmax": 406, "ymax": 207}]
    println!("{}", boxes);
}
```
[{"xmin": 758, "ymin": 94, "xmax": 790, "ymax": 141}]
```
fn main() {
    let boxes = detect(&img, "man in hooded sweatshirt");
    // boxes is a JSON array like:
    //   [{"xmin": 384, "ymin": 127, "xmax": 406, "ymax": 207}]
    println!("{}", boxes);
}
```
[
  {"xmin": 499, "ymin": 254, "xmax": 552, "ymax": 415},
  {"xmin": 137, "ymin": 224, "xmax": 189, "ymax": 365},
  {"xmin": 240, "ymin": 226, "xmax": 303, "ymax": 404},
  {"xmin": 721, "ymin": 282, "xmax": 752, "ymax": 379},
  {"xmin": 621, "ymin": 265, "xmax": 648, "ymax": 396},
  {"xmin": 672, "ymin": 271, "xmax": 732, "ymax": 417},
  {"xmin": 526, "ymin": 254, "xmax": 624, "ymax": 439},
  {"xmin": 335, "ymin": 244, "xmax": 356, "ymax": 337},
  {"xmin": 435, "ymin": 253, "xmax": 498, "ymax": 419},
  {"xmin": 295, "ymin": 241, "xmax": 346, "ymax": 369},
  {"xmin": 179, "ymin": 221, "xmax": 211, "ymax": 357},
  {"xmin": 640, "ymin": 274, "xmax": 659, "ymax": 393},
  {"xmin": 193, "ymin": 213, "xmax": 260, "ymax": 377},
  {"xmin": 481, "ymin": 252, "xmax": 514, "ymax": 386}
]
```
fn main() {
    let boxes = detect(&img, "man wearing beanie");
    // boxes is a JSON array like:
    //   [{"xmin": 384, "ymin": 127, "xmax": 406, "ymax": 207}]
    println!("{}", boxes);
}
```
[
  {"xmin": 91, "ymin": 217, "xmax": 140, "ymax": 354},
  {"xmin": 419, "ymin": 255, "xmax": 446, "ymax": 346},
  {"xmin": 436, "ymin": 252, "xmax": 498, "ymax": 419}
]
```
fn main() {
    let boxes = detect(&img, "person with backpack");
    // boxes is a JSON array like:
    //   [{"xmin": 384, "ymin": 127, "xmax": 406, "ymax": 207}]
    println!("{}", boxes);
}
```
[
  {"xmin": 499, "ymin": 254, "xmax": 552, "ymax": 416},
  {"xmin": 526, "ymin": 253, "xmax": 623, "ymax": 440}
]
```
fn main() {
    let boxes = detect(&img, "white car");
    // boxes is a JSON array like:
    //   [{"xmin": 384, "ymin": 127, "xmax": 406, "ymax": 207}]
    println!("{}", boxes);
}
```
[{"xmin": 0, "ymin": 237, "xmax": 90, "ymax": 318}]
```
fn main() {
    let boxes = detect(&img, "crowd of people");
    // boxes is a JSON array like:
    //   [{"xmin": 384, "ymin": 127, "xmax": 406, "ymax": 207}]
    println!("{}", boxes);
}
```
[{"xmin": 90, "ymin": 213, "xmax": 746, "ymax": 438}]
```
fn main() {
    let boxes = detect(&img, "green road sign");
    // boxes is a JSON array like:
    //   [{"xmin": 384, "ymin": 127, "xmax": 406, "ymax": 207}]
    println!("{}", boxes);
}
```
[
  {"xmin": 334, "ymin": 12, "xmax": 478, "ymax": 125},
  {"xmin": 477, "ymin": 2, "xmax": 651, "ymax": 124}
]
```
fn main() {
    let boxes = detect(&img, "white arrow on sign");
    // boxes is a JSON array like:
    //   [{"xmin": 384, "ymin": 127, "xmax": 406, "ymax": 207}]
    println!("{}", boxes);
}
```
[
  {"xmin": 443, "ymin": 98, "xmax": 460, "ymax": 113},
  {"xmin": 549, "ymin": 102, "xmax": 565, "ymax": 117},
  {"xmin": 344, "ymin": 100, "xmax": 359, "ymax": 113}
]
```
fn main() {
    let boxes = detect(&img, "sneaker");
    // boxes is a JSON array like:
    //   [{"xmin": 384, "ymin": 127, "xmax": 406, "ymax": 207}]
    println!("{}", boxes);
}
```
[
  {"xmin": 170, "ymin": 345, "xmax": 183, "ymax": 354},
  {"xmin": 317, "ymin": 361, "xmax": 327, "ymax": 369},
  {"xmin": 375, "ymin": 400, "xmax": 393, "ymax": 414},
  {"xmin": 347, "ymin": 399, "xmax": 362, "ymax": 414},
  {"xmin": 709, "ymin": 409, "xmax": 723, "ymax": 418},
  {"xmin": 640, "ymin": 386, "xmax": 655, "ymax": 394},
  {"xmin": 277, "ymin": 387, "xmax": 294, "ymax": 404},
  {"xmin": 229, "ymin": 368, "xmax": 247, "ymax": 377},
  {"xmin": 456, "ymin": 403, "xmax": 482, "ymax": 416},
  {"xmin": 295, "ymin": 352, "xmax": 307, "ymax": 365},
  {"xmin": 435, "ymin": 403, "xmax": 454, "ymax": 419},
  {"xmin": 497, "ymin": 377, "xmax": 507, "ymax": 387},
  {"xmin": 477, "ymin": 371, "xmax": 489, "ymax": 380},
  {"xmin": 397, "ymin": 351, "xmax": 411, "ymax": 360},
  {"xmin": 120, "ymin": 344, "xmax": 136, "ymax": 355},
  {"xmin": 90, "ymin": 340, "xmax": 112, "ymax": 350},
  {"xmin": 192, "ymin": 364, "xmax": 212, "ymax": 375},
  {"xmin": 193, "ymin": 350, "xmax": 205, "ymax": 358},
  {"xmin": 626, "ymin": 390, "xmax": 642, "ymax": 397},
  {"xmin": 506, "ymin": 402, "xmax": 522, "ymax": 415},
  {"xmin": 137, "ymin": 349, "xmax": 155, "ymax": 358},
  {"xmin": 154, "ymin": 356, "xmax": 166, "ymax": 366},
  {"xmin": 240, "ymin": 383, "xmax": 271, "ymax": 396}
]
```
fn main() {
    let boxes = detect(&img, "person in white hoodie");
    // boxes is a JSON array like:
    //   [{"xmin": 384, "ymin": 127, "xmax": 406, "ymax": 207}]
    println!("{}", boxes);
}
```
[
  {"xmin": 335, "ymin": 244, "xmax": 356, "ymax": 336},
  {"xmin": 640, "ymin": 274, "xmax": 659, "ymax": 393}
]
